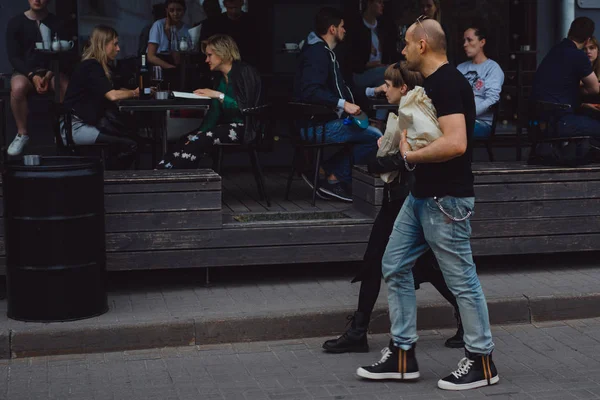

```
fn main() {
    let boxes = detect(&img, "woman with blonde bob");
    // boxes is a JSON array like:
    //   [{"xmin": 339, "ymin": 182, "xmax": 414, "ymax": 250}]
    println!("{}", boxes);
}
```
[
  {"xmin": 62, "ymin": 25, "xmax": 139, "ymax": 168},
  {"xmin": 323, "ymin": 62, "xmax": 464, "ymax": 355},
  {"xmin": 158, "ymin": 34, "xmax": 262, "ymax": 169}
]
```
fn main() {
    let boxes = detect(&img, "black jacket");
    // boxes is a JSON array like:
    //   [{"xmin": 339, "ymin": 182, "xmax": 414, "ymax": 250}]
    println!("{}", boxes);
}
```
[
  {"xmin": 367, "ymin": 152, "xmax": 409, "ymax": 203},
  {"xmin": 293, "ymin": 32, "xmax": 354, "ymax": 108},
  {"xmin": 6, "ymin": 13, "xmax": 65, "ymax": 76},
  {"xmin": 344, "ymin": 14, "xmax": 398, "ymax": 75},
  {"xmin": 212, "ymin": 61, "xmax": 263, "ymax": 143}
]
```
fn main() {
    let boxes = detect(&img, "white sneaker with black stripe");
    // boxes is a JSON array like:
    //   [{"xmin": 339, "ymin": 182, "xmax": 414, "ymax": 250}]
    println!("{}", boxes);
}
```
[{"xmin": 437, "ymin": 350, "xmax": 499, "ymax": 391}]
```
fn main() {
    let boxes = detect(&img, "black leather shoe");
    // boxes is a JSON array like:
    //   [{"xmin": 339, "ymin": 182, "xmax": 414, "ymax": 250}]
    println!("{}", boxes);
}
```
[{"xmin": 322, "ymin": 312, "xmax": 369, "ymax": 353}]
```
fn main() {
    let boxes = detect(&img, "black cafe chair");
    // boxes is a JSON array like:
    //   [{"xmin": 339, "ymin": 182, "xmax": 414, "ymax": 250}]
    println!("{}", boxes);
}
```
[
  {"xmin": 52, "ymin": 105, "xmax": 111, "ymax": 164},
  {"xmin": 527, "ymin": 100, "xmax": 572, "ymax": 142},
  {"xmin": 278, "ymin": 102, "xmax": 355, "ymax": 206},
  {"xmin": 213, "ymin": 104, "xmax": 274, "ymax": 207}
]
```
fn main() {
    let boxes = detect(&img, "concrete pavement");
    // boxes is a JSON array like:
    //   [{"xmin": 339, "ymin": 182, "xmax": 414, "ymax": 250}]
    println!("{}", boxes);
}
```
[
  {"xmin": 3, "ymin": 318, "xmax": 600, "ymax": 399},
  {"xmin": 1, "ymin": 253, "xmax": 600, "ymax": 359}
]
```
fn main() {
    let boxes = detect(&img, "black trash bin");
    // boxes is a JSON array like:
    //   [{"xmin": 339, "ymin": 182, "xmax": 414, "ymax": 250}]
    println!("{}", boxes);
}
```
[{"xmin": 3, "ymin": 156, "xmax": 108, "ymax": 322}]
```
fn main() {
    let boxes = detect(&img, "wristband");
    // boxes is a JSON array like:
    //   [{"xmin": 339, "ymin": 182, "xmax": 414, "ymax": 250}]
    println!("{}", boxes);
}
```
[{"xmin": 403, "ymin": 151, "xmax": 416, "ymax": 171}]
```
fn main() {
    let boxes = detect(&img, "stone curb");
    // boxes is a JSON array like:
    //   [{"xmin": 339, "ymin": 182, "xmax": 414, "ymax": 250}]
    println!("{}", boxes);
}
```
[{"xmin": 3, "ymin": 294, "xmax": 600, "ymax": 359}]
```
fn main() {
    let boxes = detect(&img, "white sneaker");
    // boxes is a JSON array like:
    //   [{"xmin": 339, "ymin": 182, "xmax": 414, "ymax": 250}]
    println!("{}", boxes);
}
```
[{"xmin": 7, "ymin": 134, "xmax": 30, "ymax": 156}]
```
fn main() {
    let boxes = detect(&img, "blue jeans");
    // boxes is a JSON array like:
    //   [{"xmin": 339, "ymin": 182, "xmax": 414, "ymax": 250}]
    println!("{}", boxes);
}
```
[
  {"xmin": 555, "ymin": 113, "xmax": 600, "ymax": 138},
  {"xmin": 474, "ymin": 120, "xmax": 492, "ymax": 139},
  {"xmin": 381, "ymin": 194, "xmax": 494, "ymax": 355},
  {"xmin": 303, "ymin": 119, "xmax": 381, "ymax": 184}
]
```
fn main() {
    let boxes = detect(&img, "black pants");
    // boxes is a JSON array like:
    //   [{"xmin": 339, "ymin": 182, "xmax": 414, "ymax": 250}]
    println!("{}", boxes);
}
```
[
  {"xmin": 355, "ymin": 198, "xmax": 459, "ymax": 320},
  {"xmin": 158, "ymin": 122, "xmax": 244, "ymax": 169},
  {"xmin": 95, "ymin": 133, "xmax": 138, "ymax": 170}
]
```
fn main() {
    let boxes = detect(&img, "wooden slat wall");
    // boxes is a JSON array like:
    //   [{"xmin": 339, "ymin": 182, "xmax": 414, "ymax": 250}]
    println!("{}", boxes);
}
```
[{"xmin": 352, "ymin": 163, "xmax": 600, "ymax": 256}]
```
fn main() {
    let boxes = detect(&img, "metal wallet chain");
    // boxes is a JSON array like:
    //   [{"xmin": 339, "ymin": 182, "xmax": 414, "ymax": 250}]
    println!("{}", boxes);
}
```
[{"xmin": 433, "ymin": 196, "xmax": 472, "ymax": 222}]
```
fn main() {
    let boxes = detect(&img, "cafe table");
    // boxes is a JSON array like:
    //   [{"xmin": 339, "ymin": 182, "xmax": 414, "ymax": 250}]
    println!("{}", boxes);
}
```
[
  {"xmin": 368, "ymin": 97, "xmax": 397, "ymax": 111},
  {"xmin": 117, "ymin": 97, "xmax": 211, "ymax": 164}
]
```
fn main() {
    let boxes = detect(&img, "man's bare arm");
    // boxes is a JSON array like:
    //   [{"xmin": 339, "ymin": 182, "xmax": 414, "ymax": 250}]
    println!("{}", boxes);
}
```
[
  {"xmin": 581, "ymin": 72, "xmax": 600, "ymax": 95},
  {"xmin": 404, "ymin": 113, "xmax": 468, "ymax": 164}
]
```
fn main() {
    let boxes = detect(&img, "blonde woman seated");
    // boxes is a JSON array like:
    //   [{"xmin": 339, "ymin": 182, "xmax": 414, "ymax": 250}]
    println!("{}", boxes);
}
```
[
  {"xmin": 158, "ymin": 34, "xmax": 261, "ymax": 169},
  {"xmin": 62, "ymin": 25, "xmax": 139, "ymax": 169}
]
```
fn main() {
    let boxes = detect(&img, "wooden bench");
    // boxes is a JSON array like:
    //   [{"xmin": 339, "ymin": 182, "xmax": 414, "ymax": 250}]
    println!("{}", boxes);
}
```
[
  {"xmin": 352, "ymin": 163, "xmax": 600, "ymax": 256},
  {"xmin": 0, "ymin": 169, "xmax": 373, "ymax": 273},
  {"xmin": 1, "ymin": 162, "xmax": 598, "ymax": 274},
  {"xmin": 0, "ymin": 170, "xmax": 222, "ymax": 274}
]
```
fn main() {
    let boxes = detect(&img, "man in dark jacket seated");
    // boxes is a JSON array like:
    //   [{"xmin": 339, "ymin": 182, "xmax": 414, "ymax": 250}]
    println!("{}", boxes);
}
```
[
  {"xmin": 293, "ymin": 7, "xmax": 382, "ymax": 202},
  {"xmin": 531, "ymin": 17, "xmax": 600, "ymax": 138}
]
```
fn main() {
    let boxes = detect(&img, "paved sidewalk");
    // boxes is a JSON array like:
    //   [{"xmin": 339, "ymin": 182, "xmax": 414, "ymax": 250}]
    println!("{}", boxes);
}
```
[
  {"xmin": 3, "ymin": 318, "xmax": 600, "ymax": 400},
  {"xmin": 1, "ymin": 254, "xmax": 600, "ymax": 358}
]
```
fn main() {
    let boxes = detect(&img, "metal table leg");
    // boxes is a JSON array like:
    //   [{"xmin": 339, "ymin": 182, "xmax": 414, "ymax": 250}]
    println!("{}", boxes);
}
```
[{"xmin": 52, "ymin": 58, "xmax": 61, "ymax": 104}]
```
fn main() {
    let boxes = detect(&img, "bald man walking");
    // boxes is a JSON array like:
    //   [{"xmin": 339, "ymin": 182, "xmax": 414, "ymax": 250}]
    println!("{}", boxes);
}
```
[{"xmin": 356, "ymin": 18, "xmax": 499, "ymax": 391}]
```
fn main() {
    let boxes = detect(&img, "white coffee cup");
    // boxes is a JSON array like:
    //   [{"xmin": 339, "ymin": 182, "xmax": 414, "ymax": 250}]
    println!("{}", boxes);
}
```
[
  {"xmin": 35, "ymin": 42, "xmax": 44, "ymax": 50},
  {"xmin": 60, "ymin": 40, "xmax": 74, "ymax": 51}
]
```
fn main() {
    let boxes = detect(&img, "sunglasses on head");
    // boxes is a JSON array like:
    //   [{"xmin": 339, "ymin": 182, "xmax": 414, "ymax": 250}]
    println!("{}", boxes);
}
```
[{"xmin": 415, "ymin": 15, "xmax": 430, "ymax": 40}]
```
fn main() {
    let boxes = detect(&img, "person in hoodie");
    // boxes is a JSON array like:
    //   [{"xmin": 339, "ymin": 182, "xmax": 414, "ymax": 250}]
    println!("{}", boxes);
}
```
[{"xmin": 294, "ymin": 7, "xmax": 382, "ymax": 203}]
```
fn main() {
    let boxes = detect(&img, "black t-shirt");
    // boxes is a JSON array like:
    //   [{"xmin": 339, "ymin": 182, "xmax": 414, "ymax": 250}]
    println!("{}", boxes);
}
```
[
  {"xmin": 412, "ymin": 64, "xmax": 475, "ymax": 198},
  {"xmin": 6, "ymin": 13, "xmax": 64, "ymax": 75},
  {"xmin": 531, "ymin": 39, "xmax": 593, "ymax": 112},
  {"xmin": 64, "ymin": 59, "xmax": 113, "ymax": 126}
]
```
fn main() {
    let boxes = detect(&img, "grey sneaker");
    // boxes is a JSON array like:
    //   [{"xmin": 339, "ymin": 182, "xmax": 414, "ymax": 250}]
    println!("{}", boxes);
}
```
[
  {"xmin": 300, "ymin": 173, "xmax": 329, "ymax": 200},
  {"xmin": 7, "ymin": 134, "xmax": 30, "ymax": 156},
  {"xmin": 317, "ymin": 181, "xmax": 352, "ymax": 202}
]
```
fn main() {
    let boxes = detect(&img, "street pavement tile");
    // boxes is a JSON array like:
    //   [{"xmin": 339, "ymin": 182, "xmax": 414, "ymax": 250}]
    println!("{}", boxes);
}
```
[{"xmin": 3, "ymin": 320, "xmax": 600, "ymax": 399}]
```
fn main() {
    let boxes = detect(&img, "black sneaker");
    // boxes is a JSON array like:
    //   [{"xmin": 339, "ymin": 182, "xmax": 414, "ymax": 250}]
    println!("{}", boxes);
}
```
[
  {"xmin": 300, "ymin": 173, "xmax": 329, "ymax": 200},
  {"xmin": 356, "ymin": 340, "xmax": 420, "ymax": 380},
  {"xmin": 438, "ymin": 350, "xmax": 499, "ymax": 391},
  {"xmin": 317, "ymin": 181, "xmax": 352, "ymax": 202}
]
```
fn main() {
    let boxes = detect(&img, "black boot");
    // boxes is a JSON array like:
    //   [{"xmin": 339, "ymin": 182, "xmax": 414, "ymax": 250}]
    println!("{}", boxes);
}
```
[
  {"xmin": 322, "ymin": 311, "xmax": 369, "ymax": 353},
  {"xmin": 445, "ymin": 310, "xmax": 465, "ymax": 348}
]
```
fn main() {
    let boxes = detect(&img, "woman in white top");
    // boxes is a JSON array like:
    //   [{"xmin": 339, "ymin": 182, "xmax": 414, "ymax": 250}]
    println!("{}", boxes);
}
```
[
  {"xmin": 457, "ymin": 25, "xmax": 505, "ymax": 138},
  {"xmin": 147, "ymin": 0, "xmax": 191, "ymax": 70}
]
